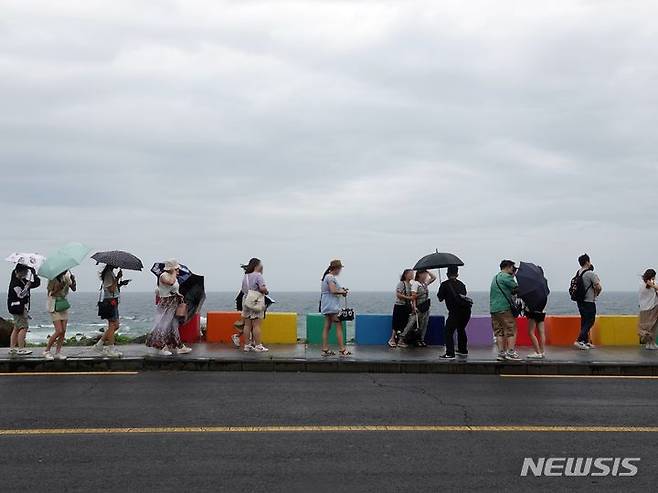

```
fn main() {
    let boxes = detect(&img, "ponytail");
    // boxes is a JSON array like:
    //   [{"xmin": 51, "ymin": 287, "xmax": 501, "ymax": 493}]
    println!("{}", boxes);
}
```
[{"xmin": 321, "ymin": 267, "xmax": 331, "ymax": 281}]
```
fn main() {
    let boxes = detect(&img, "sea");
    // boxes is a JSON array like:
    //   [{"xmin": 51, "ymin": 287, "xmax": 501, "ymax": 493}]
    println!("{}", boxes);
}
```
[{"xmin": 2, "ymin": 291, "xmax": 640, "ymax": 344}]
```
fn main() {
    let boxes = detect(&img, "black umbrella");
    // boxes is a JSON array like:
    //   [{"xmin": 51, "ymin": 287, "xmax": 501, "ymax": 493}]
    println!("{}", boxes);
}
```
[
  {"xmin": 413, "ymin": 251, "xmax": 464, "ymax": 270},
  {"xmin": 179, "ymin": 273, "xmax": 206, "ymax": 323},
  {"xmin": 92, "ymin": 251, "xmax": 143, "ymax": 271},
  {"xmin": 516, "ymin": 261, "xmax": 550, "ymax": 312}
]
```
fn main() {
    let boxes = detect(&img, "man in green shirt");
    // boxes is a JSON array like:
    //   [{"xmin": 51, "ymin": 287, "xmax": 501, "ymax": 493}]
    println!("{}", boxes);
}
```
[{"xmin": 490, "ymin": 260, "xmax": 521, "ymax": 361}]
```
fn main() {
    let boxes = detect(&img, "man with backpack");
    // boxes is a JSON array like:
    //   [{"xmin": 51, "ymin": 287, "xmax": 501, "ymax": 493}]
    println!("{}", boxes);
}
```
[
  {"xmin": 490, "ymin": 260, "xmax": 521, "ymax": 361},
  {"xmin": 570, "ymin": 254, "xmax": 603, "ymax": 350}
]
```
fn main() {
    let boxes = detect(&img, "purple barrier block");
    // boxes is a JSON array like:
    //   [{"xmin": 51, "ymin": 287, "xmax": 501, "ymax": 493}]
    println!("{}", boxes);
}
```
[{"xmin": 466, "ymin": 315, "xmax": 495, "ymax": 347}]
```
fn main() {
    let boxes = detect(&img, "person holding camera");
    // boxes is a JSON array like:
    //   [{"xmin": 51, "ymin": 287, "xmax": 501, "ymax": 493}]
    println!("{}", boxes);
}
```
[
  {"xmin": 93, "ymin": 264, "xmax": 131, "ymax": 358},
  {"xmin": 490, "ymin": 260, "xmax": 521, "ymax": 361},
  {"xmin": 398, "ymin": 270, "xmax": 437, "ymax": 348},
  {"xmin": 438, "ymin": 266, "xmax": 472, "ymax": 360},
  {"xmin": 320, "ymin": 259, "xmax": 350, "ymax": 356},
  {"xmin": 7, "ymin": 264, "xmax": 41, "ymax": 357}
]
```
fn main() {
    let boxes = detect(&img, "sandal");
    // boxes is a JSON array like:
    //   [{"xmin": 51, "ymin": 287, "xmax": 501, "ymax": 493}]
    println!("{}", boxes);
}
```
[
  {"xmin": 387, "ymin": 339, "xmax": 397, "ymax": 348},
  {"xmin": 339, "ymin": 349, "xmax": 352, "ymax": 357},
  {"xmin": 321, "ymin": 349, "xmax": 336, "ymax": 357}
]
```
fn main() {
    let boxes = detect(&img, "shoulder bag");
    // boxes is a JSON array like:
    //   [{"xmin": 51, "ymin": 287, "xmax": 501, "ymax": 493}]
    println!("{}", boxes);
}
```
[{"xmin": 496, "ymin": 276, "xmax": 522, "ymax": 318}]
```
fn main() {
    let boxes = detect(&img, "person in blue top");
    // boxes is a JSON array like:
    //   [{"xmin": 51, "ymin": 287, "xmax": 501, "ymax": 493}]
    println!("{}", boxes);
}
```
[
  {"xmin": 320, "ymin": 259, "xmax": 350, "ymax": 357},
  {"xmin": 489, "ymin": 260, "xmax": 521, "ymax": 361}
]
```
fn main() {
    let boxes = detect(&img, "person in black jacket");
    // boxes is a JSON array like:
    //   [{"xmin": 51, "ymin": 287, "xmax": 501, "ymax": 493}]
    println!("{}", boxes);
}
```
[
  {"xmin": 437, "ymin": 266, "xmax": 472, "ymax": 360},
  {"xmin": 7, "ymin": 264, "xmax": 41, "ymax": 356}
]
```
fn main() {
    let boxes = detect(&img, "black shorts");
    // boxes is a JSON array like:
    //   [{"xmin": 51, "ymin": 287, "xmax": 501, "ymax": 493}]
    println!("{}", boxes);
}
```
[{"xmin": 526, "ymin": 311, "xmax": 546, "ymax": 323}]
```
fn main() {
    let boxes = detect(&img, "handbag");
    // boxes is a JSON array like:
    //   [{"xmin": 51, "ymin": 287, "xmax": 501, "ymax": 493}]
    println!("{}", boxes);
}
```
[
  {"xmin": 338, "ymin": 295, "xmax": 355, "ymax": 322},
  {"xmin": 496, "ymin": 277, "xmax": 523, "ymax": 318},
  {"xmin": 54, "ymin": 297, "xmax": 71, "ymax": 313},
  {"xmin": 175, "ymin": 301, "xmax": 189, "ymax": 318},
  {"xmin": 98, "ymin": 298, "xmax": 117, "ymax": 319},
  {"xmin": 244, "ymin": 290, "xmax": 265, "ymax": 312},
  {"xmin": 446, "ymin": 280, "xmax": 474, "ymax": 310}
]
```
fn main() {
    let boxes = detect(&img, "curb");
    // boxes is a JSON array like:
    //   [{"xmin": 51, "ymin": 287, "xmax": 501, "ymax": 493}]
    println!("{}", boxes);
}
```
[{"xmin": 1, "ymin": 358, "xmax": 657, "ymax": 375}]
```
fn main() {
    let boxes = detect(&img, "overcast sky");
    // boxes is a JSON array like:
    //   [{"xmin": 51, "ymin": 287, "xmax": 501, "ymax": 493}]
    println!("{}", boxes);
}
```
[{"xmin": 1, "ymin": 0, "xmax": 657, "ymax": 292}]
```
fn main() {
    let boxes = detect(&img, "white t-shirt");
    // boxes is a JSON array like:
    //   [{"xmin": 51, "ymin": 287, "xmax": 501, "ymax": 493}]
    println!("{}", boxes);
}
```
[{"xmin": 638, "ymin": 281, "xmax": 658, "ymax": 312}]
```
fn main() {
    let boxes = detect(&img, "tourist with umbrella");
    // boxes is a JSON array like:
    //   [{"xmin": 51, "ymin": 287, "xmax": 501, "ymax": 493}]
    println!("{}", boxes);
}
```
[
  {"xmin": 6, "ymin": 255, "xmax": 42, "ymax": 357},
  {"xmin": 91, "ymin": 251, "xmax": 143, "ymax": 358},
  {"xmin": 146, "ymin": 259, "xmax": 193, "ymax": 356},
  {"xmin": 516, "ymin": 261, "xmax": 550, "ymax": 360},
  {"xmin": 38, "ymin": 242, "xmax": 90, "ymax": 360}
]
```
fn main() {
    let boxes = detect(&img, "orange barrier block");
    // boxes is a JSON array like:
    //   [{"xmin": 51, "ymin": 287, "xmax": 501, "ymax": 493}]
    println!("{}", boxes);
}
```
[
  {"xmin": 545, "ymin": 316, "xmax": 592, "ymax": 346},
  {"xmin": 206, "ymin": 311, "xmax": 242, "ymax": 344},
  {"xmin": 261, "ymin": 313, "xmax": 298, "ymax": 344},
  {"xmin": 593, "ymin": 315, "xmax": 640, "ymax": 346}
]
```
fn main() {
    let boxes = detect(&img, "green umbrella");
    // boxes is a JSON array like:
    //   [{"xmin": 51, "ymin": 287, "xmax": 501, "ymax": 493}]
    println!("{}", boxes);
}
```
[{"xmin": 38, "ymin": 242, "xmax": 92, "ymax": 280}]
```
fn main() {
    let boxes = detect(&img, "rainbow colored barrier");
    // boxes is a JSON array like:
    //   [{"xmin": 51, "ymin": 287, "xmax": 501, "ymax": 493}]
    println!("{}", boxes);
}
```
[
  {"xmin": 203, "ymin": 311, "xmax": 645, "ymax": 347},
  {"xmin": 593, "ymin": 315, "xmax": 640, "ymax": 346},
  {"xmin": 306, "ymin": 313, "xmax": 346, "ymax": 345}
]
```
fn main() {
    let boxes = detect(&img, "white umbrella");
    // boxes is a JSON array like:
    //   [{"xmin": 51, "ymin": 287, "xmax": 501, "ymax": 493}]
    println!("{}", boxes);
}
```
[{"xmin": 5, "ymin": 253, "xmax": 46, "ymax": 282}]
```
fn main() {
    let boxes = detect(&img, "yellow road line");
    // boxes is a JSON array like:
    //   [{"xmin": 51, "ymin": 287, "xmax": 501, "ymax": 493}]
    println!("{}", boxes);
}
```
[
  {"xmin": 0, "ymin": 425, "xmax": 657, "ymax": 436},
  {"xmin": 0, "ymin": 372, "xmax": 139, "ymax": 377},
  {"xmin": 501, "ymin": 374, "xmax": 658, "ymax": 380}
]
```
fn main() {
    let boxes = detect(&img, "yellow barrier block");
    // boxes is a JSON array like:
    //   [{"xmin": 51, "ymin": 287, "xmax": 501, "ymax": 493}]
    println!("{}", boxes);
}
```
[
  {"xmin": 593, "ymin": 315, "xmax": 640, "ymax": 346},
  {"xmin": 261, "ymin": 312, "xmax": 298, "ymax": 344}
]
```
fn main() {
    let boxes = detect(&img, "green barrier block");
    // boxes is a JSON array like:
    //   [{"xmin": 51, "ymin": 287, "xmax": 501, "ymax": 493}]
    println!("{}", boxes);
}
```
[{"xmin": 306, "ymin": 313, "xmax": 347, "ymax": 345}]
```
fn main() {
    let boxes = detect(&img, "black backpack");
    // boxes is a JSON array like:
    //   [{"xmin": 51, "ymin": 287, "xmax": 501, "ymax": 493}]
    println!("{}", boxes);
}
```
[{"xmin": 569, "ymin": 269, "xmax": 592, "ymax": 302}]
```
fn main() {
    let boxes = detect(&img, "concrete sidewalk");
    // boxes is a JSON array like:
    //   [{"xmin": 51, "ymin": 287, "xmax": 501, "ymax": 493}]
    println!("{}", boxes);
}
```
[{"xmin": 1, "ymin": 344, "xmax": 658, "ymax": 375}]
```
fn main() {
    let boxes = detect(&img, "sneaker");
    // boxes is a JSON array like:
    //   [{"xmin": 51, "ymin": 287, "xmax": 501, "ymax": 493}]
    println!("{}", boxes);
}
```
[
  {"xmin": 43, "ymin": 350, "xmax": 55, "ymax": 360},
  {"xmin": 439, "ymin": 354, "xmax": 456, "ymax": 361},
  {"xmin": 573, "ymin": 341, "xmax": 589, "ymax": 350},
  {"xmin": 397, "ymin": 341, "xmax": 409, "ymax": 348},
  {"xmin": 496, "ymin": 352, "xmax": 507, "ymax": 362},
  {"xmin": 645, "ymin": 343, "xmax": 658, "ymax": 351},
  {"xmin": 253, "ymin": 344, "xmax": 269, "ymax": 353},
  {"xmin": 8, "ymin": 348, "xmax": 18, "ymax": 356},
  {"xmin": 456, "ymin": 351, "xmax": 469, "ymax": 357},
  {"xmin": 506, "ymin": 350, "xmax": 522, "ymax": 361},
  {"xmin": 17, "ymin": 348, "xmax": 33, "ymax": 356},
  {"xmin": 243, "ymin": 344, "xmax": 254, "ymax": 352},
  {"xmin": 93, "ymin": 342, "xmax": 106, "ymax": 354},
  {"xmin": 231, "ymin": 333, "xmax": 242, "ymax": 348},
  {"xmin": 586, "ymin": 343, "xmax": 596, "ymax": 349},
  {"xmin": 159, "ymin": 348, "xmax": 173, "ymax": 356},
  {"xmin": 176, "ymin": 345, "xmax": 192, "ymax": 355},
  {"xmin": 106, "ymin": 346, "xmax": 123, "ymax": 358},
  {"xmin": 54, "ymin": 353, "xmax": 67, "ymax": 361},
  {"xmin": 526, "ymin": 352, "xmax": 545, "ymax": 360},
  {"xmin": 387, "ymin": 339, "xmax": 397, "ymax": 348}
]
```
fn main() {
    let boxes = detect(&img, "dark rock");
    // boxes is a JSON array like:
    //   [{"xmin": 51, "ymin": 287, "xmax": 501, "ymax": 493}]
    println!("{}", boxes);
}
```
[{"xmin": 0, "ymin": 317, "xmax": 14, "ymax": 347}]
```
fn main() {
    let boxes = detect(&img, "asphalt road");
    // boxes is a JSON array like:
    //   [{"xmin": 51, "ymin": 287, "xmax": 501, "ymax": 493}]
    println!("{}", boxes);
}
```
[{"xmin": 0, "ymin": 372, "xmax": 655, "ymax": 492}]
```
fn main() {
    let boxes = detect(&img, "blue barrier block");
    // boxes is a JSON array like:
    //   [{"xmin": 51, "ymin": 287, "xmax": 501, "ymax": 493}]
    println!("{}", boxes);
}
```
[
  {"xmin": 426, "ymin": 316, "xmax": 446, "ymax": 346},
  {"xmin": 355, "ymin": 314, "xmax": 393, "ymax": 345}
]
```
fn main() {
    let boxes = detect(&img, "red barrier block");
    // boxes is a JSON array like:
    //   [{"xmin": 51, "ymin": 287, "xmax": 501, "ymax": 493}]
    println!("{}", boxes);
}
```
[
  {"xmin": 514, "ymin": 317, "xmax": 532, "ymax": 347},
  {"xmin": 545, "ymin": 316, "xmax": 591, "ymax": 346},
  {"xmin": 206, "ymin": 312, "xmax": 242, "ymax": 344},
  {"xmin": 179, "ymin": 313, "xmax": 201, "ymax": 344}
]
